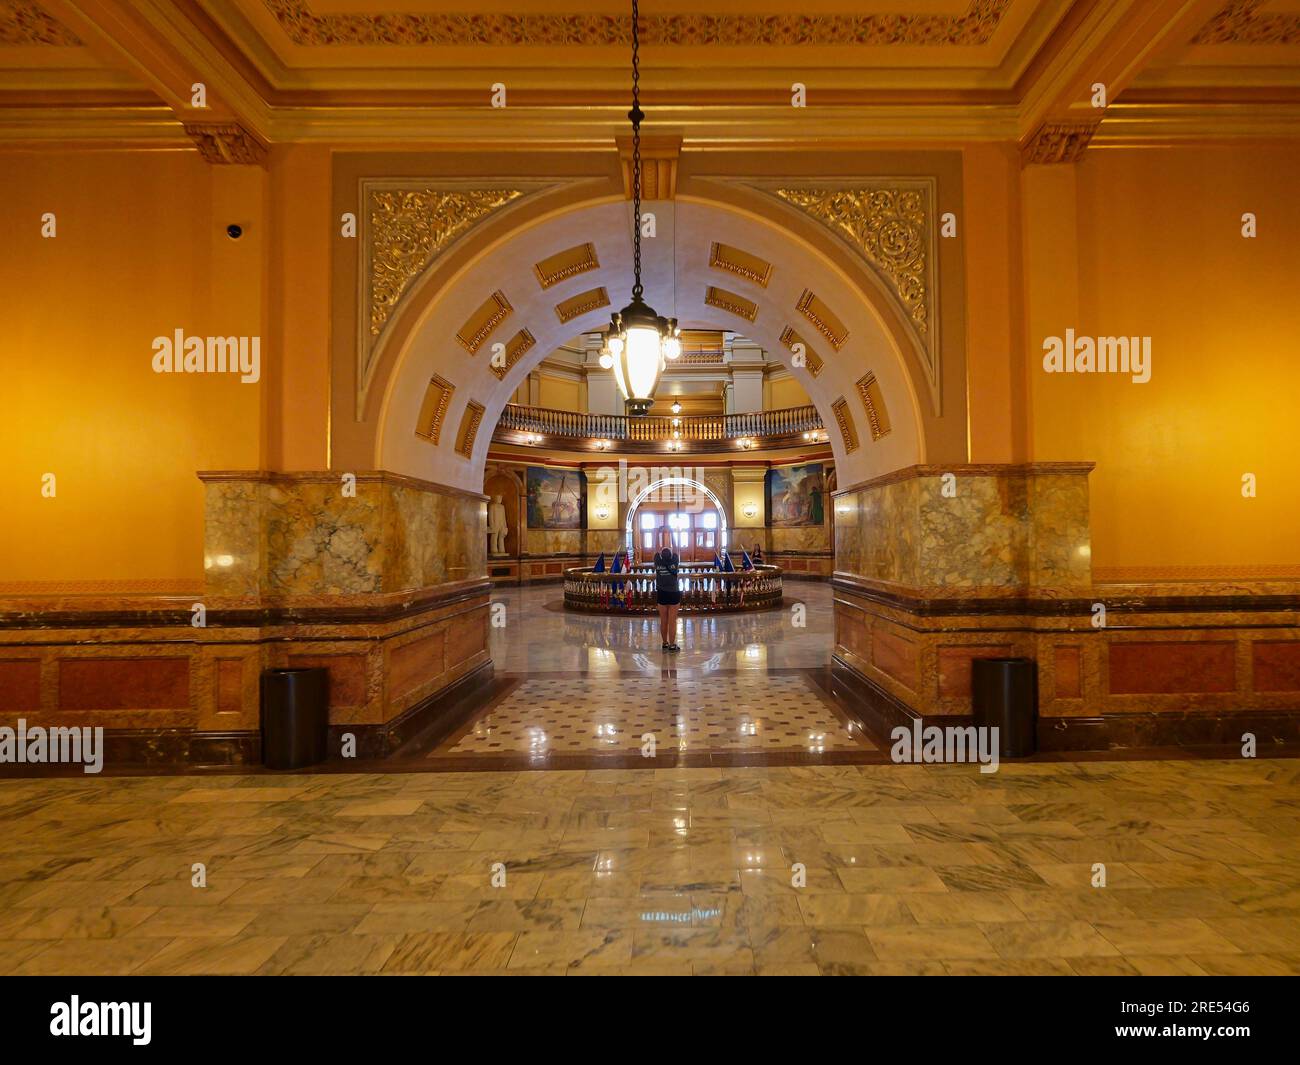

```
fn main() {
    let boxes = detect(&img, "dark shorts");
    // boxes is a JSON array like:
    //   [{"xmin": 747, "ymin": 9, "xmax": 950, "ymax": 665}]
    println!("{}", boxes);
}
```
[{"xmin": 656, "ymin": 590, "xmax": 681, "ymax": 607}]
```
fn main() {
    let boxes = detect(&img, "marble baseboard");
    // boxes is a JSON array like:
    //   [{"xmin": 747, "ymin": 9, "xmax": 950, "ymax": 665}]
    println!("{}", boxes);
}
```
[
  {"xmin": 0, "ymin": 664, "xmax": 497, "ymax": 774},
  {"xmin": 0, "ymin": 585, "xmax": 491, "ymax": 745},
  {"xmin": 831, "ymin": 655, "xmax": 1300, "ymax": 753},
  {"xmin": 1039, "ymin": 711, "xmax": 1300, "ymax": 752},
  {"xmin": 833, "ymin": 577, "xmax": 1300, "ymax": 737}
]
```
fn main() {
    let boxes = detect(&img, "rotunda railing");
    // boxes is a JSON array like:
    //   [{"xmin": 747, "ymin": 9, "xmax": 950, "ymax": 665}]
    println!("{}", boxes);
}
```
[{"xmin": 563, "ymin": 562, "xmax": 783, "ymax": 614}]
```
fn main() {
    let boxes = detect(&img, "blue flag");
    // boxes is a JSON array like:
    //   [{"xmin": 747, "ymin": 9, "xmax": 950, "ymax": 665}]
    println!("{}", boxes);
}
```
[
  {"xmin": 610, "ymin": 551, "xmax": 624, "ymax": 603},
  {"xmin": 592, "ymin": 552, "xmax": 606, "ymax": 573},
  {"xmin": 741, "ymin": 549, "xmax": 753, "ymax": 571},
  {"xmin": 722, "ymin": 552, "xmax": 736, "ymax": 573},
  {"xmin": 713, "ymin": 552, "xmax": 723, "ymax": 570}
]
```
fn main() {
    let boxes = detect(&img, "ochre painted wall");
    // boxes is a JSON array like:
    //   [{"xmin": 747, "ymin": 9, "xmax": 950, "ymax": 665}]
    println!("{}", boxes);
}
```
[
  {"xmin": 1026, "ymin": 146, "xmax": 1300, "ymax": 575},
  {"xmin": 537, "ymin": 373, "xmax": 581, "ymax": 412},
  {"xmin": 766, "ymin": 374, "xmax": 811, "ymax": 410},
  {"xmin": 0, "ymin": 151, "xmax": 266, "ymax": 586}
]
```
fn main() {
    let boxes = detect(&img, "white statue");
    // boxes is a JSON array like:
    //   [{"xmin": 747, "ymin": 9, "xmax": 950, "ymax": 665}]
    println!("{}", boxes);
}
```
[{"xmin": 487, "ymin": 494, "xmax": 508, "ymax": 556}]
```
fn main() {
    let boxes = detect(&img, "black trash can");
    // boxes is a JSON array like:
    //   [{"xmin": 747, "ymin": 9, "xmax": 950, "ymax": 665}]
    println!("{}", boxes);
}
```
[
  {"xmin": 260, "ymin": 667, "xmax": 329, "ymax": 770},
  {"xmin": 972, "ymin": 658, "xmax": 1037, "ymax": 758}
]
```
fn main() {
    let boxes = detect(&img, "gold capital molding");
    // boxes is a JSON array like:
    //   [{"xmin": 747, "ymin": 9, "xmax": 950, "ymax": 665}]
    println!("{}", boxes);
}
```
[
  {"xmin": 747, "ymin": 179, "xmax": 939, "ymax": 407},
  {"xmin": 358, "ymin": 180, "xmax": 555, "ymax": 415},
  {"xmin": 616, "ymin": 135, "xmax": 681, "ymax": 200},
  {"xmin": 182, "ymin": 122, "xmax": 267, "ymax": 166},
  {"xmin": 1020, "ymin": 121, "xmax": 1099, "ymax": 166},
  {"xmin": 0, "ymin": 1, "xmax": 79, "ymax": 46}
]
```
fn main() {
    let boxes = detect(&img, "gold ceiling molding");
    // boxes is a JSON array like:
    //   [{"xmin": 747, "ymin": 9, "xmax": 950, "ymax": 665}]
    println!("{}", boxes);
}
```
[
  {"xmin": 1194, "ymin": 1, "xmax": 1300, "ymax": 45},
  {"xmin": 182, "ymin": 123, "xmax": 267, "ymax": 165},
  {"xmin": 455, "ymin": 400, "xmax": 487, "ymax": 460},
  {"xmin": 415, "ymin": 374, "xmax": 455, "ymax": 445},
  {"xmin": 358, "ymin": 180, "xmax": 550, "ymax": 414},
  {"xmin": 1021, "ymin": 121, "xmax": 1099, "ymax": 166},
  {"xmin": 795, "ymin": 288, "xmax": 850, "ymax": 351},
  {"xmin": 555, "ymin": 287, "xmax": 610, "ymax": 324},
  {"xmin": 490, "ymin": 329, "xmax": 537, "ymax": 381},
  {"xmin": 831, "ymin": 396, "xmax": 859, "ymax": 454},
  {"xmin": 709, "ymin": 242, "xmax": 773, "ymax": 288},
  {"xmin": 262, "ymin": 1, "xmax": 1011, "ymax": 48},
  {"xmin": 455, "ymin": 291, "xmax": 513, "ymax": 355},
  {"xmin": 534, "ymin": 242, "xmax": 599, "ymax": 289},
  {"xmin": 855, "ymin": 372, "xmax": 892, "ymax": 442},
  {"xmin": 0, "ymin": 2, "xmax": 80, "ymax": 46},
  {"xmin": 778, "ymin": 326, "xmax": 824, "ymax": 378},
  {"xmin": 704, "ymin": 286, "xmax": 758, "ymax": 323},
  {"xmin": 755, "ymin": 180, "xmax": 939, "ymax": 401}
]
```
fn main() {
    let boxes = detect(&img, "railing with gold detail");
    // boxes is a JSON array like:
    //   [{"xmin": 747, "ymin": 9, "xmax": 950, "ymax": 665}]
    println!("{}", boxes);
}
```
[
  {"xmin": 563, "ymin": 563, "xmax": 783, "ymax": 614},
  {"xmin": 497, "ymin": 404, "xmax": 823, "ymax": 445}
]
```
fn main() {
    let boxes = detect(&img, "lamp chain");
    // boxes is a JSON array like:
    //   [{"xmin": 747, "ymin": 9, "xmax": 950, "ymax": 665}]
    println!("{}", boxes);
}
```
[{"xmin": 630, "ymin": 0, "xmax": 643, "ymax": 300}]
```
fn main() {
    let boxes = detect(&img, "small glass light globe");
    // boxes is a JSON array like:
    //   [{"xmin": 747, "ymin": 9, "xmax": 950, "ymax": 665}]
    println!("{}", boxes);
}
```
[
  {"xmin": 598, "ymin": 352, "xmax": 613, "ymax": 369},
  {"xmin": 663, "ymin": 335, "xmax": 681, "ymax": 360},
  {"xmin": 607, "ymin": 335, "xmax": 624, "ymax": 355}
]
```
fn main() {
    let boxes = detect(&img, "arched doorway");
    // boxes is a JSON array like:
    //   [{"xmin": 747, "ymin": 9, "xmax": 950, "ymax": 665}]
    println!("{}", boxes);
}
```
[{"xmin": 625, "ymin": 476, "xmax": 729, "ymax": 562}]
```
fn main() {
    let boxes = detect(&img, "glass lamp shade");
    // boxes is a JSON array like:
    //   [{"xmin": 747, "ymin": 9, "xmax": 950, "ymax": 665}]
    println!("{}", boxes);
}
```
[{"xmin": 603, "ymin": 300, "xmax": 679, "ymax": 416}]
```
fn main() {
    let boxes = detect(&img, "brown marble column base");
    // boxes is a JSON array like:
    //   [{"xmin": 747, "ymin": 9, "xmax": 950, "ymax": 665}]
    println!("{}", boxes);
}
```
[{"xmin": 329, "ymin": 661, "xmax": 495, "ymax": 760}]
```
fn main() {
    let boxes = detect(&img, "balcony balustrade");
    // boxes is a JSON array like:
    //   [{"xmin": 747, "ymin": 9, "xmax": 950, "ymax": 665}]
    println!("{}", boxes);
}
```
[{"xmin": 496, "ymin": 403, "xmax": 825, "ymax": 451}]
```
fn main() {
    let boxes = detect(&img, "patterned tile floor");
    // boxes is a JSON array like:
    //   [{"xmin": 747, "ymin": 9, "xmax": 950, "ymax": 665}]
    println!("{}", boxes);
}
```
[
  {"xmin": 443, "ymin": 674, "xmax": 874, "ymax": 756},
  {"xmin": 2, "ymin": 760, "xmax": 1299, "ymax": 975}
]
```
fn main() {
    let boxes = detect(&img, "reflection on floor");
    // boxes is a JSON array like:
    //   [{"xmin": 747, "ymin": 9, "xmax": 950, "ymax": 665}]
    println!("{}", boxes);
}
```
[
  {"xmin": 424, "ymin": 584, "xmax": 867, "ymax": 769},
  {"xmin": 488, "ymin": 583, "xmax": 834, "ymax": 675},
  {"xmin": 441, "ymin": 673, "xmax": 874, "ymax": 759},
  {"xmin": 2, "ymin": 760, "xmax": 1299, "ymax": 975}
]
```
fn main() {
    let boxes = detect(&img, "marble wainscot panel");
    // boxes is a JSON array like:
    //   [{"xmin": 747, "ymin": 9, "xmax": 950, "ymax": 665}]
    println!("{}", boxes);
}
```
[
  {"xmin": 525, "ymin": 529, "xmax": 583, "ymax": 557},
  {"xmin": 0, "ymin": 472, "xmax": 493, "ymax": 768},
  {"xmin": 833, "ymin": 463, "xmax": 1093, "ymax": 599},
  {"xmin": 770, "ymin": 525, "xmax": 830, "ymax": 554},
  {"xmin": 585, "ymin": 530, "xmax": 624, "ymax": 556},
  {"xmin": 199, "ymin": 471, "xmax": 487, "ymax": 607},
  {"xmin": 828, "ymin": 462, "xmax": 1299, "ymax": 749}
]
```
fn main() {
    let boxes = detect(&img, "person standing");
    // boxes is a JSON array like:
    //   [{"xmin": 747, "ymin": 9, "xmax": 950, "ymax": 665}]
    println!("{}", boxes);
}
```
[{"xmin": 654, "ymin": 546, "xmax": 681, "ymax": 652}]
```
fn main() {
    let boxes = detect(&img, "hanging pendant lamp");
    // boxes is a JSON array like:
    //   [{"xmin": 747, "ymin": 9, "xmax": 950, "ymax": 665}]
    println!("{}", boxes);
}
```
[{"xmin": 598, "ymin": 0, "xmax": 680, "ymax": 417}]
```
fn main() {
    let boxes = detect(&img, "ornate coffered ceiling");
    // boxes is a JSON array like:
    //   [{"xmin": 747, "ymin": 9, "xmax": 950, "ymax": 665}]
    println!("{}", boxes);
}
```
[
  {"xmin": 0, "ymin": 1, "xmax": 78, "ymax": 45},
  {"xmin": 2, "ymin": 1, "xmax": 1299, "ymax": 147}
]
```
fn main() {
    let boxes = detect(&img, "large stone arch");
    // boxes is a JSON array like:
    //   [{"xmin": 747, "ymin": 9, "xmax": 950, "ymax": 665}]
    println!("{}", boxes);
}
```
[{"xmin": 364, "ymin": 178, "xmax": 948, "ymax": 494}]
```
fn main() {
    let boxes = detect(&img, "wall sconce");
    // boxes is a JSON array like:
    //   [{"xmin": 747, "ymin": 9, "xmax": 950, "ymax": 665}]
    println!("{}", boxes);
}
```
[
  {"xmin": 741, "ymin": 502, "xmax": 758, "ymax": 520},
  {"xmin": 671, "ymin": 401, "xmax": 682, "ymax": 415},
  {"xmin": 594, "ymin": 504, "xmax": 611, "ymax": 521},
  {"xmin": 593, "ymin": 439, "xmax": 610, "ymax": 451}
]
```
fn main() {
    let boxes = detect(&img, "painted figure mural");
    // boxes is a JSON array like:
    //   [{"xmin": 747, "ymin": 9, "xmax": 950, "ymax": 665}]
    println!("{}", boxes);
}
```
[{"xmin": 766, "ymin": 463, "xmax": 825, "ymax": 527}]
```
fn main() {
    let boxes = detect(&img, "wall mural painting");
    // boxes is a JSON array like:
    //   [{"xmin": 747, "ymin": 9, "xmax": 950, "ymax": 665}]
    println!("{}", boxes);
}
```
[
  {"xmin": 526, "ymin": 466, "xmax": 585, "ymax": 529},
  {"xmin": 766, "ymin": 463, "xmax": 825, "ymax": 527}
]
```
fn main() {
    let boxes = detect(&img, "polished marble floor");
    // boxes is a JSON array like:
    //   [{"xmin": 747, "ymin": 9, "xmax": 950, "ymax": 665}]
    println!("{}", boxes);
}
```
[
  {"xmin": 442, "ymin": 673, "xmax": 873, "ymax": 757},
  {"xmin": 488, "ymin": 583, "xmax": 834, "ymax": 675},
  {"xmin": 434, "ymin": 584, "xmax": 865, "ymax": 767},
  {"xmin": 2, "ymin": 760, "xmax": 1299, "ymax": 975}
]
